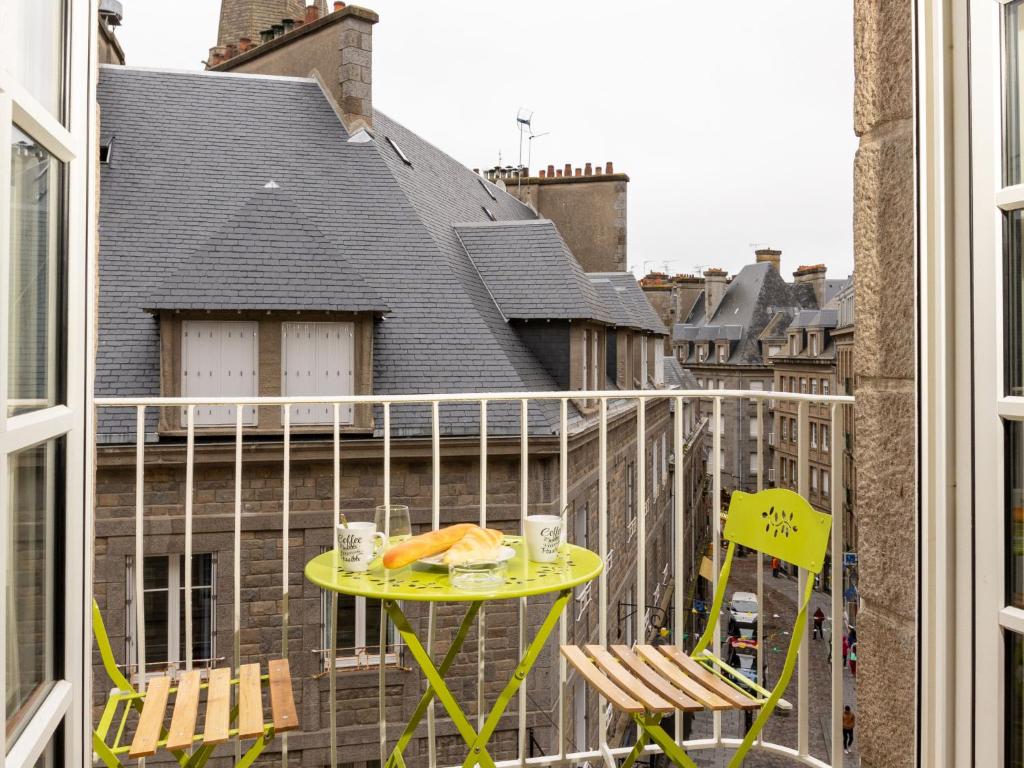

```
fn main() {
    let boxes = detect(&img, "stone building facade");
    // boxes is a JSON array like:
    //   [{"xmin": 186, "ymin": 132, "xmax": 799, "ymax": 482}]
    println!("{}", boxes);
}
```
[
  {"xmin": 852, "ymin": 2, "xmax": 915, "ymax": 766},
  {"xmin": 640, "ymin": 273, "xmax": 706, "ymax": 355}
]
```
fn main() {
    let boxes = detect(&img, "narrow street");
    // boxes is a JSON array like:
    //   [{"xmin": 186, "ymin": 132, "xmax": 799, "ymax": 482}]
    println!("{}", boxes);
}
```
[{"xmin": 682, "ymin": 552, "xmax": 860, "ymax": 767}]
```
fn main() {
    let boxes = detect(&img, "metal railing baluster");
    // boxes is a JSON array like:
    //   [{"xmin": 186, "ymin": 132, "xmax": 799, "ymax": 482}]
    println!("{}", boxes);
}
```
[
  {"xmin": 478, "ymin": 400, "xmax": 487, "ymax": 732},
  {"xmin": 185, "ymin": 405, "xmax": 195, "ymax": 674},
  {"xmin": 598, "ymin": 397, "xmax": 609, "ymax": 760},
  {"xmin": 673, "ymin": 397, "xmax": 685, "ymax": 746},
  {"xmin": 830, "ymin": 403, "xmax": 845, "ymax": 767},
  {"xmin": 234, "ymin": 405, "xmax": 243, "ymax": 765},
  {"xmin": 380, "ymin": 402, "xmax": 391, "ymax": 765},
  {"xmin": 712, "ymin": 396, "xmax": 722, "ymax": 744},
  {"xmin": 134, "ymin": 406, "xmax": 146, "ymax": 696},
  {"xmin": 519, "ymin": 398, "xmax": 528, "ymax": 765},
  {"xmin": 428, "ymin": 401, "xmax": 440, "ymax": 768},
  {"xmin": 797, "ymin": 400, "xmax": 810, "ymax": 756},
  {"xmin": 558, "ymin": 397, "xmax": 568, "ymax": 759},
  {"xmin": 636, "ymin": 397, "xmax": 646, "ymax": 649},
  {"xmin": 756, "ymin": 397, "xmax": 764, "ymax": 746},
  {"xmin": 281, "ymin": 406, "xmax": 291, "ymax": 767},
  {"xmin": 330, "ymin": 404, "xmax": 340, "ymax": 768}
]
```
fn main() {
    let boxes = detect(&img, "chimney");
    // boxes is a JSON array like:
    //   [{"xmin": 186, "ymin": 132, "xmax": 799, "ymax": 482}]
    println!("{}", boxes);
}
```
[
  {"xmin": 606, "ymin": 161, "xmax": 614, "ymax": 174},
  {"xmin": 754, "ymin": 247, "xmax": 782, "ymax": 273},
  {"xmin": 793, "ymin": 264, "xmax": 828, "ymax": 307},
  {"xmin": 238, "ymin": 36, "xmax": 253, "ymax": 52},
  {"xmin": 305, "ymin": 3, "xmax": 320, "ymax": 23},
  {"xmin": 703, "ymin": 268, "xmax": 728, "ymax": 319},
  {"xmin": 337, "ymin": 7, "xmax": 375, "ymax": 131},
  {"xmin": 584, "ymin": 162, "xmax": 593, "ymax": 176}
]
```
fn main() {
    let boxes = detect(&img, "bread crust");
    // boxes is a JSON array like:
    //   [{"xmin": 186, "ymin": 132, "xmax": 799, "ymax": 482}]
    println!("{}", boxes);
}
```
[
  {"xmin": 381, "ymin": 523, "xmax": 476, "ymax": 569},
  {"xmin": 442, "ymin": 527, "xmax": 504, "ymax": 565}
]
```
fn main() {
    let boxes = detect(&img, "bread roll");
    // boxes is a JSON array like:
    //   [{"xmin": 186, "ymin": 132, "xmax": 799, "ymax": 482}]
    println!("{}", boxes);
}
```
[
  {"xmin": 381, "ymin": 523, "xmax": 475, "ymax": 569},
  {"xmin": 442, "ymin": 527, "xmax": 504, "ymax": 565}
]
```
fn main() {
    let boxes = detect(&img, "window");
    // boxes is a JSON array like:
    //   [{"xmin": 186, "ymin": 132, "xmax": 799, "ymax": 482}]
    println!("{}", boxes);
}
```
[
  {"xmin": 718, "ymin": 379, "xmax": 726, "ymax": 390},
  {"xmin": 626, "ymin": 463, "xmax": 636, "ymax": 538},
  {"xmin": 99, "ymin": 138, "xmax": 113, "ymax": 164},
  {"xmin": 182, "ymin": 321, "xmax": 258, "ymax": 426},
  {"xmin": 640, "ymin": 336, "xmax": 649, "ymax": 386},
  {"xmin": 781, "ymin": 419, "xmax": 788, "ymax": 441},
  {"xmin": 749, "ymin": 452, "xmax": 758, "ymax": 474},
  {"xmin": 282, "ymin": 322, "xmax": 355, "ymax": 425},
  {"xmin": 654, "ymin": 349, "xmax": 664, "ymax": 386},
  {"xmin": 749, "ymin": 415, "xmax": 758, "ymax": 438},
  {"xmin": 810, "ymin": 334, "xmax": 819, "ymax": 356},
  {"xmin": 790, "ymin": 376, "xmax": 797, "ymax": 392},
  {"xmin": 748, "ymin": 381, "xmax": 764, "ymax": 392},
  {"xmin": 823, "ymin": 379, "xmax": 831, "ymax": 396},
  {"xmin": 811, "ymin": 423, "xmax": 818, "ymax": 448},
  {"xmin": 781, "ymin": 459, "xmax": 788, "ymax": 482},
  {"xmin": 780, "ymin": 378, "xmax": 788, "ymax": 393},
  {"xmin": 385, "ymin": 136, "xmax": 412, "ymax": 165},
  {"xmin": 790, "ymin": 460, "xmax": 797, "ymax": 487},
  {"xmin": 661, "ymin": 433, "xmax": 668, "ymax": 486},
  {"xmin": 822, "ymin": 469, "xmax": 830, "ymax": 498},
  {"xmin": 697, "ymin": 345, "xmax": 707, "ymax": 363},
  {"xmin": 791, "ymin": 418, "xmax": 798, "ymax": 443},
  {"xmin": 323, "ymin": 591, "xmax": 398, "ymax": 669},
  {"xmin": 822, "ymin": 425, "xmax": 830, "ymax": 451},
  {"xmin": 8, "ymin": 0, "xmax": 65, "ymax": 119},
  {"xmin": 592, "ymin": 330, "xmax": 601, "ymax": 391},
  {"xmin": 8, "ymin": 126, "xmax": 64, "ymax": 418},
  {"xmin": 811, "ymin": 467, "xmax": 818, "ymax": 493},
  {"xmin": 717, "ymin": 344, "xmax": 727, "ymax": 362},
  {"xmin": 128, "ymin": 554, "xmax": 215, "ymax": 678},
  {"xmin": 575, "ymin": 501, "xmax": 589, "ymax": 551},
  {"xmin": 800, "ymin": 377, "xmax": 808, "ymax": 394},
  {"xmin": 582, "ymin": 330, "xmax": 590, "ymax": 393},
  {"xmin": 478, "ymin": 177, "xmax": 497, "ymax": 201},
  {"xmin": 652, "ymin": 440, "xmax": 659, "ymax": 496},
  {"xmin": 811, "ymin": 378, "xmax": 819, "ymax": 395},
  {"xmin": 5, "ymin": 441, "xmax": 62, "ymax": 743},
  {"xmin": 697, "ymin": 377, "xmax": 704, "ymax": 388}
]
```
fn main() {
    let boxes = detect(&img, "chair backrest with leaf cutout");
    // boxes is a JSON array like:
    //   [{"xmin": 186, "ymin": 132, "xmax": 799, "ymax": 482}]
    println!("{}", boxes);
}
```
[{"xmin": 723, "ymin": 489, "xmax": 832, "ymax": 574}]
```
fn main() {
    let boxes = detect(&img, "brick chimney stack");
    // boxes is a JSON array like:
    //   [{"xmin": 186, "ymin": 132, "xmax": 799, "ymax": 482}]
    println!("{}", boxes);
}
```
[
  {"xmin": 337, "ymin": 8, "xmax": 374, "ymax": 130},
  {"xmin": 754, "ymin": 247, "xmax": 782, "ymax": 273},
  {"xmin": 703, "ymin": 268, "xmax": 728, "ymax": 319},
  {"xmin": 793, "ymin": 264, "xmax": 828, "ymax": 307}
]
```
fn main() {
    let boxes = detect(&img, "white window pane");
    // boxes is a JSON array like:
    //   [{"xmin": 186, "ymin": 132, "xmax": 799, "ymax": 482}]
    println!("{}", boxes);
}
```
[
  {"xmin": 6, "ymin": 440, "xmax": 58, "ymax": 741},
  {"xmin": 8, "ymin": 0, "xmax": 65, "ymax": 118},
  {"xmin": 8, "ymin": 126, "xmax": 63, "ymax": 417}
]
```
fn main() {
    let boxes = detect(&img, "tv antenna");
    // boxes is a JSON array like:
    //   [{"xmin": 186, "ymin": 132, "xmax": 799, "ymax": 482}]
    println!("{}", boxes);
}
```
[
  {"xmin": 516, "ymin": 108, "xmax": 550, "ymax": 187},
  {"xmin": 693, "ymin": 264, "xmax": 708, "ymax": 275}
]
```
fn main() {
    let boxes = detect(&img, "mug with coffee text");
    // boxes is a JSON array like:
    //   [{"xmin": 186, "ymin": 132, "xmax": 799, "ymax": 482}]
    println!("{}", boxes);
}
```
[
  {"xmin": 524, "ymin": 514, "xmax": 563, "ymax": 563},
  {"xmin": 337, "ymin": 522, "xmax": 386, "ymax": 573}
]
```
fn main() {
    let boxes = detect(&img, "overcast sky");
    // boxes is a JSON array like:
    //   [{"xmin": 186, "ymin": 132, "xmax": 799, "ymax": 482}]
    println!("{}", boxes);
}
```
[{"xmin": 116, "ymin": 1, "xmax": 856, "ymax": 279}]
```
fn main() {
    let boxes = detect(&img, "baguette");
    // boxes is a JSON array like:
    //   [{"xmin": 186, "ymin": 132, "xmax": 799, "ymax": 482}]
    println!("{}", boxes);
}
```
[
  {"xmin": 442, "ymin": 527, "xmax": 504, "ymax": 565},
  {"xmin": 382, "ymin": 523, "xmax": 476, "ymax": 569}
]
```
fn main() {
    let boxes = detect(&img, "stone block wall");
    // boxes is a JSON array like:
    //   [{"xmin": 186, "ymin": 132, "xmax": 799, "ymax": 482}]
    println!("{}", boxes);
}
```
[{"xmin": 852, "ymin": 1, "xmax": 916, "ymax": 765}]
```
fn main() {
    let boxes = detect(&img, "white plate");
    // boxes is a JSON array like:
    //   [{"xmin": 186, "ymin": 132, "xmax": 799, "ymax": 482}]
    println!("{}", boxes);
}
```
[{"xmin": 418, "ymin": 545, "xmax": 517, "ymax": 568}]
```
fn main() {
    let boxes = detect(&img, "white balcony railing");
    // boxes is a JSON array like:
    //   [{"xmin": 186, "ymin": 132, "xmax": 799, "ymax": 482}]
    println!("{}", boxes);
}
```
[{"xmin": 93, "ymin": 388, "xmax": 852, "ymax": 768}]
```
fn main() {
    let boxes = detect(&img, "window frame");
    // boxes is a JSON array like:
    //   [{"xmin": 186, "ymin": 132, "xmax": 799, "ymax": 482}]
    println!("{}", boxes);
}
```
[
  {"xmin": 321, "ymin": 590, "xmax": 399, "ymax": 671},
  {"xmin": 0, "ymin": 0, "xmax": 95, "ymax": 763}
]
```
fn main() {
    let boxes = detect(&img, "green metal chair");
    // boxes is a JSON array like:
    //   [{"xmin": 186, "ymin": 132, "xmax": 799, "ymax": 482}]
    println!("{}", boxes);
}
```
[
  {"xmin": 92, "ymin": 600, "xmax": 298, "ymax": 767},
  {"xmin": 562, "ymin": 488, "xmax": 832, "ymax": 767}
]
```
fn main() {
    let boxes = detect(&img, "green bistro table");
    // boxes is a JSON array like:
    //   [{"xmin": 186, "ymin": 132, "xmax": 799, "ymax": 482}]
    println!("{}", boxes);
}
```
[{"xmin": 305, "ymin": 536, "xmax": 603, "ymax": 768}]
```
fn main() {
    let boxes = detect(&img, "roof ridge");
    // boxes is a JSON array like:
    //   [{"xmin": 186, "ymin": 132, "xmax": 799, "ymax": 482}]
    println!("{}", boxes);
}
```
[{"xmin": 99, "ymin": 63, "xmax": 319, "ymax": 84}]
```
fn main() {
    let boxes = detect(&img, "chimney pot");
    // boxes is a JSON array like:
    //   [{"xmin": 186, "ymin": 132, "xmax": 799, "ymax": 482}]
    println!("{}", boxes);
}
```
[
  {"xmin": 595, "ymin": 167, "xmax": 603, "ymax": 175},
  {"xmin": 575, "ymin": 167, "xmax": 582, "ymax": 177},
  {"xmin": 547, "ymin": 164, "xmax": 555, "ymax": 177},
  {"xmin": 556, "ymin": 169, "xmax": 563, "ymax": 178},
  {"xmin": 334, "ymin": 1, "xmax": 345, "ymax": 10},
  {"xmin": 238, "ymin": 36, "xmax": 252, "ymax": 51},
  {"xmin": 754, "ymin": 247, "xmax": 782, "ymax": 273},
  {"xmin": 564, "ymin": 163, "xmax": 572, "ymax": 176},
  {"xmin": 606, "ymin": 161, "xmax": 614, "ymax": 174},
  {"xmin": 585, "ymin": 162, "xmax": 593, "ymax": 176},
  {"xmin": 271, "ymin": 23, "xmax": 283, "ymax": 37},
  {"xmin": 282, "ymin": 18, "xmax": 295, "ymax": 33},
  {"xmin": 539, "ymin": 170, "xmax": 546, "ymax": 179},
  {"xmin": 225, "ymin": 43, "xmax": 238, "ymax": 58},
  {"xmin": 703, "ymin": 268, "xmax": 729, "ymax": 318},
  {"xmin": 305, "ymin": 4, "xmax": 320, "ymax": 22}
]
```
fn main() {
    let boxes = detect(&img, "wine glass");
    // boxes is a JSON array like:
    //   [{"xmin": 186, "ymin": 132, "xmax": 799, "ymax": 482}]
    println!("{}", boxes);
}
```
[{"xmin": 374, "ymin": 504, "xmax": 411, "ymax": 546}]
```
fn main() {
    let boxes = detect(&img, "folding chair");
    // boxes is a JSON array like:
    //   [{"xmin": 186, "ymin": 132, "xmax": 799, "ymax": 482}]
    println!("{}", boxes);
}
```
[
  {"xmin": 562, "ymin": 488, "xmax": 832, "ymax": 767},
  {"xmin": 92, "ymin": 601, "xmax": 299, "ymax": 767}
]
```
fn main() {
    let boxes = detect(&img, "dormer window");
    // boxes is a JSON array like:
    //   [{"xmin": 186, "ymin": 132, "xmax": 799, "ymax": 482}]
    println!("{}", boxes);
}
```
[
  {"xmin": 716, "ymin": 342, "xmax": 728, "ymax": 363},
  {"xmin": 697, "ymin": 344, "xmax": 707, "ymax": 363},
  {"xmin": 282, "ymin": 322, "xmax": 354, "ymax": 424},
  {"xmin": 182, "ymin": 320, "xmax": 258, "ymax": 426},
  {"xmin": 810, "ymin": 333, "xmax": 819, "ymax": 356},
  {"xmin": 789, "ymin": 332, "xmax": 801, "ymax": 356}
]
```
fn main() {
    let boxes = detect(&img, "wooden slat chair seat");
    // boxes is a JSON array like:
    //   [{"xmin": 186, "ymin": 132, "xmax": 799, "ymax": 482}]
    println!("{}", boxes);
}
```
[
  {"xmin": 92, "ymin": 602, "xmax": 299, "ymax": 768},
  {"xmin": 565, "ymin": 489, "xmax": 833, "ymax": 768}
]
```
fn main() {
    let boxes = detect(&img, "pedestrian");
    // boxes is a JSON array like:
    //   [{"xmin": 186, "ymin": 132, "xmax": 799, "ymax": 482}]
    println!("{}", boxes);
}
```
[
  {"xmin": 813, "ymin": 607, "xmax": 825, "ymax": 639},
  {"xmin": 849, "ymin": 642, "xmax": 858, "ymax": 677},
  {"xmin": 842, "ymin": 706, "xmax": 856, "ymax": 754},
  {"xmin": 842, "ymin": 634, "xmax": 849, "ymax": 667},
  {"xmin": 771, "ymin": 557, "xmax": 780, "ymax": 578}
]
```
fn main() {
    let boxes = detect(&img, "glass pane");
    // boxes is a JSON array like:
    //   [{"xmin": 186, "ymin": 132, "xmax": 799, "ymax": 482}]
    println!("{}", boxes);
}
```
[
  {"xmin": 7, "ymin": 0, "xmax": 65, "ymax": 118},
  {"xmin": 365, "ymin": 598, "xmax": 383, "ymax": 651},
  {"xmin": 143, "ymin": 590, "xmax": 168, "ymax": 668},
  {"xmin": 1008, "ymin": 1, "xmax": 1024, "ymax": 186},
  {"xmin": 1008, "ymin": 422, "xmax": 1024, "ymax": 609},
  {"xmin": 333, "ymin": 594, "xmax": 356, "ymax": 651},
  {"xmin": 177, "ymin": 555, "xmax": 214, "ymax": 662},
  {"xmin": 5, "ymin": 441, "xmax": 58, "ymax": 742},
  {"xmin": 1009, "ymin": 631, "xmax": 1024, "ymax": 767},
  {"xmin": 8, "ymin": 125, "xmax": 64, "ymax": 417}
]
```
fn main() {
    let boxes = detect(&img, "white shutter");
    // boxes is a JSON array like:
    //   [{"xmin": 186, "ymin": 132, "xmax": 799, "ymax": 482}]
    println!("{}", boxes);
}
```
[
  {"xmin": 182, "ymin": 321, "xmax": 257, "ymax": 426},
  {"xmin": 640, "ymin": 336, "xmax": 649, "ymax": 386},
  {"xmin": 283, "ymin": 322, "xmax": 354, "ymax": 425},
  {"xmin": 654, "ymin": 350, "xmax": 665, "ymax": 385}
]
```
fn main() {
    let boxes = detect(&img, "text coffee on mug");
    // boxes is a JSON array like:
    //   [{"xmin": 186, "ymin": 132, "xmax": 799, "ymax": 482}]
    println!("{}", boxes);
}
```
[
  {"xmin": 524, "ymin": 514, "xmax": 563, "ymax": 563},
  {"xmin": 337, "ymin": 522, "xmax": 386, "ymax": 573}
]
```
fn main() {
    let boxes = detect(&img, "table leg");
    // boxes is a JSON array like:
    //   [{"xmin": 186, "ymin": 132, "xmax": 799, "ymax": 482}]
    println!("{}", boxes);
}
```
[
  {"xmin": 387, "ymin": 600, "xmax": 482, "ymax": 761},
  {"xmin": 459, "ymin": 589, "xmax": 571, "ymax": 768},
  {"xmin": 384, "ymin": 601, "xmax": 496, "ymax": 767}
]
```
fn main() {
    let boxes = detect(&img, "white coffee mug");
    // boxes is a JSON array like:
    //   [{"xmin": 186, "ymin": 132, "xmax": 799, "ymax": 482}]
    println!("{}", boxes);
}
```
[
  {"xmin": 524, "ymin": 514, "xmax": 563, "ymax": 563},
  {"xmin": 337, "ymin": 522, "xmax": 386, "ymax": 572}
]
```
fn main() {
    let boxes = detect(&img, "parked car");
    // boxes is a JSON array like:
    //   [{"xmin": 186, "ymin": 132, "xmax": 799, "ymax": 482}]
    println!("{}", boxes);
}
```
[{"xmin": 729, "ymin": 591, "xmax": 759, "ymax": 628}]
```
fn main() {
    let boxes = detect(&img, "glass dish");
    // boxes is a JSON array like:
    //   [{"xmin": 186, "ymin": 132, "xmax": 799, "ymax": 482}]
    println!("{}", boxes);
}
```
[{"xmin": 449, "ymin": 560, "xmax": 506, "ymax": 591}]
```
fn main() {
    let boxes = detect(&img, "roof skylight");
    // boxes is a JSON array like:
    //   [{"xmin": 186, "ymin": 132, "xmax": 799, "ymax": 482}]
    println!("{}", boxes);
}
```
[
  {"xmin": 478, "ymin": 178, "xmax": 497, "ymax": 201},
  {"xmin": 482, "ymin": 206, "xmax": 497, "ymax": 221},
  {"xmin": 386, "ymin": 136, "xmax": 412, "ymax": 166}
]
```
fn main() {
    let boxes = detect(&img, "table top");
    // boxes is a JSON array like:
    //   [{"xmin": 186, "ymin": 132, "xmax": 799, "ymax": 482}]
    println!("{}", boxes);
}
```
[{"xmin": 305, "ymin": 536, "xmax": 603, "ymax": 602}]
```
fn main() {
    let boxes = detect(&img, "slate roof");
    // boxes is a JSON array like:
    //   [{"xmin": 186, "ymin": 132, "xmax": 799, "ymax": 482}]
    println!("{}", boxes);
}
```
[
  {"xmin": 149, "ymin": 185, "xmax": 388, "ymax": 313},
  {"xmin": 588, "ymin": 277, "xmax": 635, "ymax": 328},
  {"xmin": 588, "ymin": 272, "xmax": 668, "ymax": 334},
  {"xmin": 96, "ymin": 66, "xmax": 664, "ymax": 442},
  {"xmin": 790, "ymin": 309, "xmax": 838, "ymax": 329},
  {"xmin": 454, "ymin": 220, "xmax": 608, "ymax": 322},
  {"xmin": 673, "ymin": 262, "xmax": 819, "ymax": 366},
  {"xmin": 663, "ymin": 358, "xmax": 699, "ymax": 390}
]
